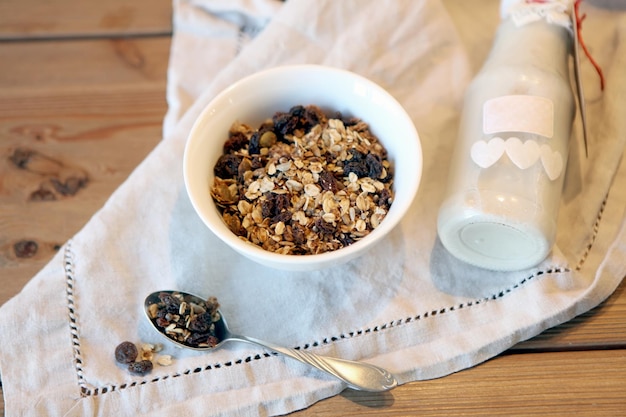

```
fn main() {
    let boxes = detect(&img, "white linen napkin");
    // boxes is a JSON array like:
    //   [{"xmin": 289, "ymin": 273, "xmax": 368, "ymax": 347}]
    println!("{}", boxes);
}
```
[{"xmin": 1, "ymin": 0, "xmax": 625, "ymax": 416}]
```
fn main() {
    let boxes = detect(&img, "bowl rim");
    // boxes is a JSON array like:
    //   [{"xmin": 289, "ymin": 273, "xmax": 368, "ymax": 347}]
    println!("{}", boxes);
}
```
[{"xmin": 183, "ymin": 64, "xmax": 423, "ymax": 269}]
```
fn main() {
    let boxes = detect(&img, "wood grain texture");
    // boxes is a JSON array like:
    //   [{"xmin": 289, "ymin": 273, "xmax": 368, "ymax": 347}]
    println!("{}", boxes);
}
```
[
  {"xmin": 0, "ymin": 0, "xmax": 172, "ymax": 39},
  {"xmin": 0, "ymin": 37, "xmax": 169, "ymax": 307},
  {"xmin": 292, "ymin": 350, "xmax": 626, "ymax": 416},
  {"xmin": 1, "ymin": 0, "xmax": 625, "ymax": 416},
  {"xmin": 514, "ymin": 278, "xmax": 626, "ymax": 351}
]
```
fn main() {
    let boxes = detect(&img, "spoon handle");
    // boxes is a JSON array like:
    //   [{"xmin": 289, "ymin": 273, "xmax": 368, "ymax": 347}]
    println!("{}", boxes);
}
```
[{"xmin": 230, "ymin": 334, "xmax": 397, "ymax": 392}]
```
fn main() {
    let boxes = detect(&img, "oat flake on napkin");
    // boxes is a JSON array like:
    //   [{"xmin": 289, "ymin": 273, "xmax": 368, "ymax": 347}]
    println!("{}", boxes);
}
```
[{"xmin": 1, "ymin": 0, "xmax": 626, "ymax": 416}]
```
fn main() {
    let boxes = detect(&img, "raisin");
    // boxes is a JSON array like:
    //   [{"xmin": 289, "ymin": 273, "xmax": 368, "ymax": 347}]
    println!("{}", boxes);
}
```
[
  {"xmin": 273, "ymin": 105, "xmax": 311, "ymax": 139},
  {"xmin": 332, "ymin": 112, "xmax": 360, "ymax": 127},
  {"xmin": 272, "ymin": 112, "xmax": 298, "ymax": 140},
  {"xmin": 263, "ymin": 193, "xmax": 291, "ymax": 220},
  {"xmin": 291, "ymin": 223, "xmax": 306, "ymax": 245},
  {"xmin": 207, "ymin": 336, "xmax": 220, "ymax": 347},
  {"xmin": 343, "ymin": 160, "xmax": 368, "ymax": 178},
  {"xmin": 214, "ymin": 154, "xmax": 242, "ymax": 179},
  {"xmin": 261, "ymin": 198, "xmax": 274, "ymax": 218},
  {"xmin": 365, "ymin": 153, "xmax": 383, "ymax": 179},
  {"xmin": 115, "ymin": 341, "xmax": 138, "ymax": 364},
  {"xmin": 206, "ymin": 296, "xmax": 220, "ymax": 314},
  {"xmin": 304, "ymin": 105, "xmax": 326, "ymax": 129},
  {"xmin": 343, "ymin": 116, "xmax": 361, "ymax": 127},
  {"xmin": 128, "ymin": 360, "xmax": 153, "ymax": 376},
  {"xmin": 319, "ymin": 170, "xmax": 340, "ymax": 192},
  {"xmin": 188, "ymin": 312, "xmax": 214, "ymax": 333},
  {"xmin": 338, "ymin": 234, "xmax": 356, "ymax": 246},
  {"xmin": 223, "ymin": 131, "xmax": 248, "ymax": 153},
  {"xmin": 343, "ymin": 149, "xmax": 383, "ymax": 179},
  {"xmin": 187, "ymin": 332, "xmax": 212, "ymax": 347},
  {"xmin": 248, "ymin": 123, "xmax": 276, "ymax": 155},
  {"xmin": 315, "ymin": 218, "xmax": 336, "ymax": 235},
  {"xmin": 159, "ymin": 292, "xmax": 181, "ymax": 314},
  {"xmin": 379, "ymin": 188, "xmax": 393, "ymax": 209},
  {"xmin": 248, "ymin": 131, "xmax": 261, "ymax": 155},
  {"xmin": 274, "ymin": 193, "xmax": 290, "ymax": 212},
  {"xmin": 250, "ymin": 155, "xmax": 265, "ymax": 170},
  {"xmin": 272, "ymin": 210, "xmax": 292, "ymax": 225}
]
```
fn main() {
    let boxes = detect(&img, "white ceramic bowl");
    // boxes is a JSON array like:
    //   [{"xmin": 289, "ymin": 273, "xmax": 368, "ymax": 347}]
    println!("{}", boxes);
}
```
[{"xmin": 184, "ymin": 65, "xmax": 422, "ymax": 271}]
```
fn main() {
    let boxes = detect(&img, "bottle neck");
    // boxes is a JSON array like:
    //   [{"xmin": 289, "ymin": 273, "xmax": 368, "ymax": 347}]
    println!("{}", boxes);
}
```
[{"xmin": 484, "ymin": 19, "xmax": 572, "ymax": 77}]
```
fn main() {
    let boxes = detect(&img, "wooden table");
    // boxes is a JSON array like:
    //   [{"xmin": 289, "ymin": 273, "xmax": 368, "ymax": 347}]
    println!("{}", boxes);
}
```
[{"xmin": 1, "ymin": 1, "xmax": 625, "ymax": 415}]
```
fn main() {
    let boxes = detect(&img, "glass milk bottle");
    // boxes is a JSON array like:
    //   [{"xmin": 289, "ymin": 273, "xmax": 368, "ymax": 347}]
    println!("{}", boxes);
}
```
[{"xmin": 437, "ymin": 0, "xmax": 575, "ymax": 271}]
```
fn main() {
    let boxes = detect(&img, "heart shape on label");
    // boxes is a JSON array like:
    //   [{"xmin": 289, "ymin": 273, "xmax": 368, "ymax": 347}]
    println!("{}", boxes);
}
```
[
  {"xmin": 505, "ymin": 137, "xmax": 540, "ymax": 169},
  {"xmin": 471, "ymin": 137, "xmax": 505, "ymax": 169},
  {"xmin": 540, "ymin": 144, "xmax": 563, "ymax": 181}
]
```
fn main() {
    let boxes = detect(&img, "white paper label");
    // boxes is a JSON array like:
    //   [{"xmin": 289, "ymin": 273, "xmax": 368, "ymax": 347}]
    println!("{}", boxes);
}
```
[{"xmin": 483, "ymin": 95, "xmax": 554, "ymax": 138}]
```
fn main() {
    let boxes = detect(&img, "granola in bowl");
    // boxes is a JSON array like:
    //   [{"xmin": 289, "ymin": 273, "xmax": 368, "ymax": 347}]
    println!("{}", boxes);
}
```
[
  {"xmin": 183, "ymin": 65, "xmax": 422, "ymax": 271},
  {"xmin": 211, "ymin": 105, "xmax": 394, "ymax": 255}
]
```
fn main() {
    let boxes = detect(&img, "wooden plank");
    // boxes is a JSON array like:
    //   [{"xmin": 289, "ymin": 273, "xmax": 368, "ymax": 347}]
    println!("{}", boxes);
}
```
[
  {"xmin": 0, "ymin": 103, "xmax": 165, "ymax": 304},
  {"xmin": 0, "ymin": 37, "xmax": 169, "ymax": 305},
  {"xmin": 291, "ymin": 349, "xmax": 626, "ymax": 416},
  {"xmin": 0, "ymin": 37, "xmax": 171, "ymax": 94},
  {"xmin": 0, "ymin": 0, "xmax": 172, "ymax": 40}
]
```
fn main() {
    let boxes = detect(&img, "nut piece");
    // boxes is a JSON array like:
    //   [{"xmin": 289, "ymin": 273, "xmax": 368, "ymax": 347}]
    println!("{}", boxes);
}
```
[{"xmin": 157, "ymin": 355, "xmax": 173, "ymax": 366}]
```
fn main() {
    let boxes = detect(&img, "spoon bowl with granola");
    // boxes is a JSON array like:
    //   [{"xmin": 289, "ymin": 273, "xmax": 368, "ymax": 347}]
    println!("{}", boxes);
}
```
[
  {"xmin": 144, "ymin": 290, "xmax": 398, "ymax": 392},
  {"xmin": 184, "ymin": 65, "xmax": 422, "ymax": 270}
]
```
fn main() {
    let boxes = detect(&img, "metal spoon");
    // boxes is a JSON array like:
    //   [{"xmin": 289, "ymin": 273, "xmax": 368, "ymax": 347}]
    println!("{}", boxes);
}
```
[{"xmin": 144, "ymin": 290, "xmax": 397, "ymax": 392}]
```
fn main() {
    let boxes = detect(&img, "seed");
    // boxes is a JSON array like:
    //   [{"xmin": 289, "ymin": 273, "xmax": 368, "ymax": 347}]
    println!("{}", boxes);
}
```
[{"xmin": 259, "ymin": 131, "xmax": 277, "ymax": 148}]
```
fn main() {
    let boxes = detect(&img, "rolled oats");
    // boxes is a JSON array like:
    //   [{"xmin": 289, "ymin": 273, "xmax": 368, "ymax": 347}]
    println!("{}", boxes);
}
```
[{"xmin": 211, "ymin": 105, "xmax": 394, "ymax": 255}]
